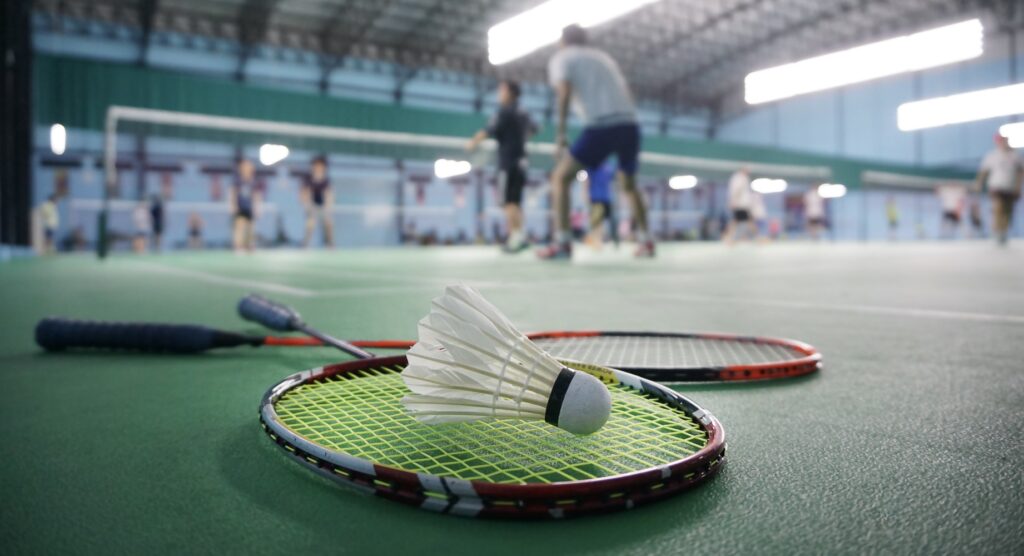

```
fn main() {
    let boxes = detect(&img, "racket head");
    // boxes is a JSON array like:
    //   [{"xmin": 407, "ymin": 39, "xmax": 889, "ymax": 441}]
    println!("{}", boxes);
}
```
[
  {"xmin": 524, "ymin": 331, "xmax": 822, "ymax": 382},
  {"xmin": 259, "ymin": 355, "xmax": 726, "ymax": 519}
]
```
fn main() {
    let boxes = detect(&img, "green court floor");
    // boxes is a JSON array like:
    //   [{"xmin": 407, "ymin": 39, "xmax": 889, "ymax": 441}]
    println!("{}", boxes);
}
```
[{"xmin": 1, "ymin": 243, "xmax": 1022, "ymax": 554}]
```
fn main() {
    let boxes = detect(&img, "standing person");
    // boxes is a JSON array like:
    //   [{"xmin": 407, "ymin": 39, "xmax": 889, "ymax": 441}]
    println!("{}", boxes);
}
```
[
  {"xmin": 301, "ymin": 155, "xmax": 335, "ymax": 248},
  {"xmin": 723, "ymin": 167, "xmax": 755, "ymax": 244},
  {"xmin": 149, "ymin": 193, "xmax": 165, "ymax": 252},
  {"xmin": 584, "ymin": 161, "xmax": 619, "ymax": 248},
  {"xmin": 539, "ymin": 24, "xmax": 651, "ymax": 259},
  {"xmin": 132, "ymin": 200, "xmax": 151, "ymax": 254},
  {"xmin": 975, "ymin": 133, "xmax": 1023, "ymax": 246},
  {"xmin": 467, "ymin": 80, "xmax": 537, "ymax": 253},
  {"xmin": 187, "ymin": 212, "xmax": 204, "ymax": 249},
  {"xmin": 886, "ymin": 196, "xmax": 900, "ymax": 241},
  {"xmin": 804, "ymin": 186, "xmax": 826, "ymax": 240},
  {"xmin": 39, "ymin": 194, "xmax": 60, "ymax": 254},
  {"xmin": 231, "ymin": 157, "xmax": 261, "ymax": 253},
  {"xmin": 936, "ymin": 182, "xmax": 966, "ymax": 239}
]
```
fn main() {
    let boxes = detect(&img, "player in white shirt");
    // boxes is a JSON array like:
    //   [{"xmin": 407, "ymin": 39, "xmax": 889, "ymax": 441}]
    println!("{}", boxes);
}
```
[
  {"xmin": 975, "ymin": 134, "xmax": 1023, "ymax": 245},
  {"xmin": 804, "ymin": 187, "xmax": 826, "ymax": 241},
  {"xmin": 723, "ymin": 167, "xmax": 755, "ymax": 244},
  {"xmin": 539, "ymin": 25, "xmax": 652, "ymax": 259},
  {"xmin": 132, "ymin": 201, "xmax": 151, "ymax": 254},
  {"xmin": 935, "ymin": 182, "xmax": 966, "ymax": 239}
]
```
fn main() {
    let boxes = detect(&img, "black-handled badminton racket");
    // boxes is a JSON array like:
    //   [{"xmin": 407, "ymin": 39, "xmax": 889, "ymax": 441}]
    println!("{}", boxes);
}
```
[{"xmin": 37, "ymin": 305, "xmax": 821, "ymax": 383}]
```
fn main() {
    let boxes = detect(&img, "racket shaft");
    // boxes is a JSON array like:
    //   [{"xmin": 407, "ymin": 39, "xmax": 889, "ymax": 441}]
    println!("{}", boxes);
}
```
[{"xmin": 35, "ymin": 318, "xmax": 258, "ymax": 353}]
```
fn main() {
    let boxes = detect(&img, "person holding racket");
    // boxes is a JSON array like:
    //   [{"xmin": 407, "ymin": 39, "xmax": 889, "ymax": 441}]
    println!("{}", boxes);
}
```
[
  {"xmin": 466, "ymin": 80, "xmax": 537, "ymax": 253},
  {"xmin": 539, "ymin": 24, "xmax": 652, "ymax": 260}
]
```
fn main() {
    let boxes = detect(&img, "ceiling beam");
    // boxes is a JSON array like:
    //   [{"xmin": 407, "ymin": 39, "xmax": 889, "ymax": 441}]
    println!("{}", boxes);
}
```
[
  {"xmin": 136, "ymin": 0, "xmax": 159, "ymax": 66},
  {"xmin": 656, "ymin": 0, "xmax": 881, "ymax": 101},
  {"xmin": 235, "ymin": 0, "xmax": 278, "ymax": 81}
]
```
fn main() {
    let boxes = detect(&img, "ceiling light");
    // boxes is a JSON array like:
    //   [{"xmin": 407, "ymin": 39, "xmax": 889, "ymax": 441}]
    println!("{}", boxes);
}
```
[
  {"xmin": 898, "ymin": 83, "xmax": 1024, "ymax": 131},
  {"xmin": 488, "ymin": 0, "xmax": 661, "ymax": 65},
  {"xmin": 435, "ymin": 159, "xmax": 472, "ymax": 179},
  {"xmin": 259, "ymin": 144, "xmax": 289, "ymax": 166},
  {"xmin": 751, "ymin": 178, "xmax": 788, "ymax": 194},
  {"xmin": 818, "ymin": 183, "xmax": 847, "ymax": 199},
  {"xmin": 668, "ymin": 175, "xmax": 698, "ymax": 190},
  {"xmin": 746, "ymin": 19, "xmax": 983, "ymax": 104},
  {"xmin": 50, "ymin": 124, "xmax": 66, "ymax": 156}
]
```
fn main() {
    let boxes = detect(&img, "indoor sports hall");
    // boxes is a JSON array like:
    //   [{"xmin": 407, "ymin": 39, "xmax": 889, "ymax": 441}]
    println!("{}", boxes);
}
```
[{"xmin": 1, "ymin": 1, "xmax": 1022, "ymax": 554}]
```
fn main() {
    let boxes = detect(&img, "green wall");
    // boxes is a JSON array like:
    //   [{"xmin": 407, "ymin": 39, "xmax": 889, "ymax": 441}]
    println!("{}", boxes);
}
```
[{"xmin": 33, "ymin": 54, "xmax": 973, "ymax": 186}]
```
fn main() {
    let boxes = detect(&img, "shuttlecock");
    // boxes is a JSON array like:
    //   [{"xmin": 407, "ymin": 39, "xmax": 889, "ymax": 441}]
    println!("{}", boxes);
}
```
[{"xmin": 401, "ymin": 285, "xmax": 612, "ymax": 435}]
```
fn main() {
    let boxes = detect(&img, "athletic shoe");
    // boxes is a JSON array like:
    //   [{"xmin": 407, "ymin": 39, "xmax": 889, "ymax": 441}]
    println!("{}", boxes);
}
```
[
  {"xmin": 536, "ymin": 242, "xmax": 572, "ymax": 260},
  {"xmin": 634, "ymin": 240, "xmax": 656, "ymax": 258},
  {"xmin": 502, "ymin": 241, "xmax": 529, "ymax": 254}
]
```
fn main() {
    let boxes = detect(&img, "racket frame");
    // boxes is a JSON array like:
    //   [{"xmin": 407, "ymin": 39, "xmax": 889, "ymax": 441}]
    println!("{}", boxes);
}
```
[
  {"xmin": 349, "ymin": 331, "xmax": 821, "ymax": 382},
  {"xmin": 259, "ymin": 355, "xmax": 726, "ymax": 519}
]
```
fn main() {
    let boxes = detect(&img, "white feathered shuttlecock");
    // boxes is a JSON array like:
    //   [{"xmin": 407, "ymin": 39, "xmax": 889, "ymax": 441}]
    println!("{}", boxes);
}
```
[{"xmin": 401, "ymin": 285, "xmax": 611, "ymax": 435}]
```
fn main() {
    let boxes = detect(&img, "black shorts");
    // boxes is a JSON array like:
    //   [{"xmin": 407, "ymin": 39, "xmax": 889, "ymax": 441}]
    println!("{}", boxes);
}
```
[
  {"xmin": 808, "ymin": 217, "xmax": 825, "ymax": 226},
  {"xmin": 235, "ymin": 209, "xmax": 253, "ymax": 221},
  {"xmin": 501, "ymin": 164, "xmax": 526, "ymax": 205},
  {"xmin": 942, "ymin": 211, "xmax": 960, "ymax": 224},
  {"xmin": 732, "ymin": 209, "xmax": 751, "ymax": 222}
]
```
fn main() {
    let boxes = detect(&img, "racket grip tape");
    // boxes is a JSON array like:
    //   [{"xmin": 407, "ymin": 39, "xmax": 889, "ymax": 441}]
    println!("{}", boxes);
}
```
[
  {"xmin": 237, "ymin": 294, "xmax": 300, "ymax": 332},
  {"xmin": 35, "ymin": 318, "xmax": 255, "ymax": 353}
]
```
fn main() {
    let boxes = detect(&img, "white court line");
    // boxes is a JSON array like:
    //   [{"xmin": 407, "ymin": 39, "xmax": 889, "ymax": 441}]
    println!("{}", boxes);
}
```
[
  {"xmin": 277, "ymin": 265, "xmax": 504, "ymax": 288},
  {"xmin": 654, "ymin": 292, "xmax": 1024, "ymax": 325},
  {"xmin": 128, "ymin": 262, "xmax": 317, "ymax": 297}
]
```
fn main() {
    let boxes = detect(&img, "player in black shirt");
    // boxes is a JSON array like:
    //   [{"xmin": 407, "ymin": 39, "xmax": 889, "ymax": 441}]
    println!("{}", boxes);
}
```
[
  {"xmin": 467, "ymin": 80, "xmax": 537, "ymax": 252},
  {"xmin": 302, "ymin": 155, "xmax": 334, "ymax": 248}
]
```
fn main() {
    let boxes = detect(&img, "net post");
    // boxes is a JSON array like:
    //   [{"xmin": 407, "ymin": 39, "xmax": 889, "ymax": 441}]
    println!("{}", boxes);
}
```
[{"xmin": 99, "ymin": 106, "xmax": 120, "ymax": 260}]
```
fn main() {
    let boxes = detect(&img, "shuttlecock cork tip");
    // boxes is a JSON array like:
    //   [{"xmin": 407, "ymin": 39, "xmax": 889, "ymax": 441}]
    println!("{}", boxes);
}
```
[{"xmin": 544, "ymin": 368, "xmax": 612, "ymax": 435}]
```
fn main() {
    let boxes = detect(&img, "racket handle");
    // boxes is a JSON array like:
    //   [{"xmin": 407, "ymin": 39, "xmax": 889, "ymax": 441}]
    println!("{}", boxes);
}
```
[
  {"xmin": 238, "ymin": 294, "xmax": 300, "ymax": 331},
  {"xmin": 35, "ymin": 317, "xmax": 255, "ymax": 353}
]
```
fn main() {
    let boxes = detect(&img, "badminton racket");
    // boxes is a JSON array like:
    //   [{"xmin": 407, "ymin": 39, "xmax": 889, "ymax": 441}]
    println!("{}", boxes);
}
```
[
  {"xmin": 236, "ymin": 295, "xmax": 821, "ymax": 382},
  {"xmin": 36, "ymin": 304, "xmax": 821, "ymax": 382},
  {"xmin": 260, "ymin": 354, "xmax": 726, "ymax": 519}
]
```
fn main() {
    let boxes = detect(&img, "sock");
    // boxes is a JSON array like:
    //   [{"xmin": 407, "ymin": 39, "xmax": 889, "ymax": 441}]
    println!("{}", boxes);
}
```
[
  {"xmin": 635, "ymin": 230, "xmax": 650, "ymax": 243},
  {"xmin": 554, "ymin": 230, "xmax": 570, "ymax": 245}
]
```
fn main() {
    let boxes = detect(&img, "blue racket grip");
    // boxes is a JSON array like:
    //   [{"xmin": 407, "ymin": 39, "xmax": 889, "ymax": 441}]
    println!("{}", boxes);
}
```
[
  {"xmin": 35, "ymin": 317, "xmax": 252, "ymax": 353},
  {"xmin": 237, "ymin": 294, "xmax": 301, "ymax": 332}
]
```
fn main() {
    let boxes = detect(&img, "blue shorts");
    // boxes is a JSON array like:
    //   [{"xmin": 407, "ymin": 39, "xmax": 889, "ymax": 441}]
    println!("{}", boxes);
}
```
[{"xmin": 570, "ymin": 123, "xmax": 641, "ymax": 176}]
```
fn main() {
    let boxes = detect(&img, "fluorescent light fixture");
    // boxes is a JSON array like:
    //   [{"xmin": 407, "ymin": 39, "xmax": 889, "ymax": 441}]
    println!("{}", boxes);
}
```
[
  {"xmin": 745, "ymin": 19, "xmax": 983, "ymax": 104},
  {"xmin": 1000, "ymin": 122, "xmax": 1024, "ymax": 148},
  {"xmin": 50, "ymin": 124, "xmax": 66, "ymax": 155},
  {"xmin": 751, "ymin": 178, "xmax": 788, "ymax": 194},
  {"xmin": 488, "ymin": 0, "xmax": 660, "ymax": 65},
  {"xmin": 898, "ymin": 83, "xmax": 1024, "ymax": 131},
  {"xmin": 259, "ymin": 144, "xmax": 289, "ymax": 165},
  {"xmin": 576, "ymin": 170, "xmax": 589, "ymax": 182},
  {"xmin": 434, "ymin": 159, "xmax": 472, "ymax": 179},
  {"xmin": 668, "ymin": 175, "xmax": 698, "ymax": 190},
  {"xmin": 818, "ymin": 183, "xmax": 847, "ymax": 199}
]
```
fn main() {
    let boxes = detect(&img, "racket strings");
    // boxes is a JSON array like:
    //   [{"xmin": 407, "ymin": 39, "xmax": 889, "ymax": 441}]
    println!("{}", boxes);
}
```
[
  {"xmin": 274, "ymin": 365, "xmax": 708, "ymax": 484},
  {"xmin": 533, "ymin": 336, "xmax": 804, "ymax": 368}
]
